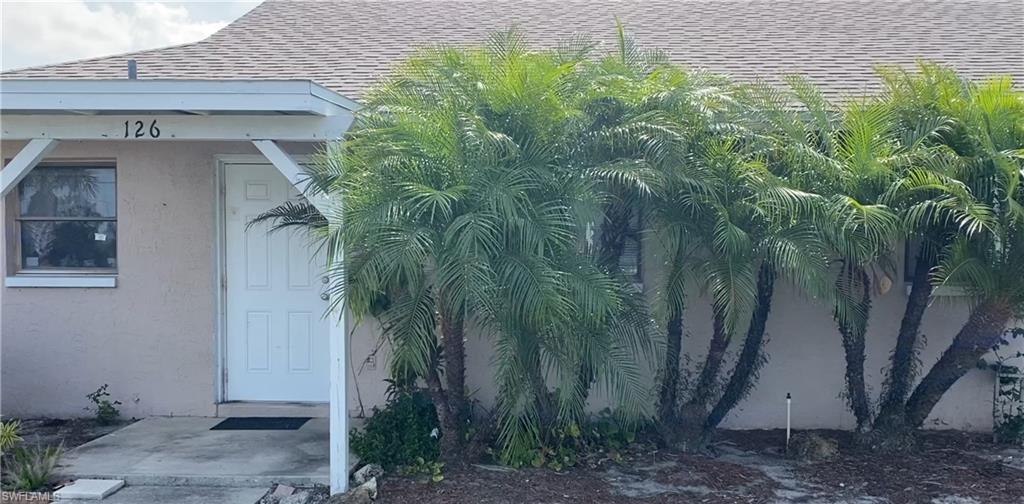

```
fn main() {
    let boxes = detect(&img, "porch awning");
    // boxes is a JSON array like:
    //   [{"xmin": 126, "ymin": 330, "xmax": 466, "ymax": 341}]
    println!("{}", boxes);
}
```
[
  {"xmin": 0, "ymin": 78, "xmax": 355, "ymax": 494},
  {"xmin": 0, "ymin": 79, "xmax": 358, "ymax": 141}
]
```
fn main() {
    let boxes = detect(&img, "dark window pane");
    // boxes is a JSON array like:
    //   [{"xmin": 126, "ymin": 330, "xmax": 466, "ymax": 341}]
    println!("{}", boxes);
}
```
[
  {"xmin": 20, "ymin": 221, "xmax": 117, "ymax": 269},
  {"xmin": 19, "ymin": 167, "xmax": 116, "ymax": 218}
]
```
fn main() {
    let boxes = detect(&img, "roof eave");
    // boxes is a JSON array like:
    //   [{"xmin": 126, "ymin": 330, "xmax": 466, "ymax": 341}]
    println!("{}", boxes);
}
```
[{"xmin": 0, "ymin": 79, "xmax": 361, "ymax": 116}]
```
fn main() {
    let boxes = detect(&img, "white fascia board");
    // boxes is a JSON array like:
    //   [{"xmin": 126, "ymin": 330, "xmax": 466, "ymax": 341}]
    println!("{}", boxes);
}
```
[
  {"xmin": 2, "ymin": 114, "xmax": 354, "ymax": 141},
  {"xmin": 0, "ymin": 79, "xmax": 359, "ymax": 115}
]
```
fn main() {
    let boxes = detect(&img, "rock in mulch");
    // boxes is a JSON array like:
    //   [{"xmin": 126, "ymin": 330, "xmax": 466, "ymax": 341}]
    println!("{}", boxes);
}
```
[
  {"xmin": 327, "ymin": 477, "xmax": 377, "ymax": 504},
  {"xmin": 352, "ymin": 463, "xmax": 384, "ymax": 485},
  {"xmin": 258, "ymin": 484, "xmax": 331, "ymax": 504},
  {"xmin": 787, "ymin": 432, "xmax": 839, "ymax": 461}
]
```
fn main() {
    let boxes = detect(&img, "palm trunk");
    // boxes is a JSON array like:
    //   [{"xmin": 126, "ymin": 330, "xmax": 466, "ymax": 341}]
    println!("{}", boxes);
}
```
[
  {"xmin": 423, "ymin": 356, "xmax": 463, "ymax": 459},
  {"xmin": 440, "ymin": 307, "xmax": 467, "ymax": 421},
  {"xmin": 903, "ymin": 299, "xmax": 1012, "ymax": 428},
  {"xmin": 875, "ymin": 243, "xmax": 935, "ymax": 430},
  {"xmin": 431, "ymin": 295, "xmax": 468, "ymax": 460},
  {"xmin": 672, "ymin": 312, "xmax": 727, "ymax": 451},
  {"xmin": 704, "ymin": 263, "xmax": 776, "ymax": 434},
  {"xmin": 657, "ymin": 309, "xmax": 684, "ymax": 425},
  {"xmin": 836, "ymin": 266, "xmax": 873, "ymax": 432},
  {"xmin": 689, "ymin": 312, "xmax": 729, "ymax": 408}
]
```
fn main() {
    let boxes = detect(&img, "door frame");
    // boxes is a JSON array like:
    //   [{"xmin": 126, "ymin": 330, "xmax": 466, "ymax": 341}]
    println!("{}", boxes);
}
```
[{"xmin": 213, "ymin": 154, "xmax": 313, "ymax": 404}]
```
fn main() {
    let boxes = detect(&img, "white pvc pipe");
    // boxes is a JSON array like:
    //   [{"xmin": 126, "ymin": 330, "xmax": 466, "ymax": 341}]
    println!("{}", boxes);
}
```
[{"xmin": 786, "ymin": 392, "xmax": 792, "ymax": 449}]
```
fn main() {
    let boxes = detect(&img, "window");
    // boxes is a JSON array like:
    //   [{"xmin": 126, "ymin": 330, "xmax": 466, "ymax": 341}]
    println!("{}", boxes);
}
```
[
  {"xmin": 583, "ymin": 203, "xmax": 643, "ymax": 284},
  {"xmin": 14, "ymin": 163, "xmax": 117, "ymax": 272}
]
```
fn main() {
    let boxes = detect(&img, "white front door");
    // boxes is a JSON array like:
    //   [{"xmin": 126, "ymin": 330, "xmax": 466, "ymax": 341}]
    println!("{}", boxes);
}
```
[{"xmin": 224, "ymin": 163, "xmax": 329, "ymax": 402}]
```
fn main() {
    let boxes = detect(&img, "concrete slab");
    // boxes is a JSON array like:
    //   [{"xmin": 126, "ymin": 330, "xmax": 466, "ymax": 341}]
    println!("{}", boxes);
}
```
[
  {"xmin": 57, "ymin": 486, "xmax": 267, "ymax": 504},
  {"xmin": 53, "ymin": 479, "xmax": 124, "ymax": 500},
  {"xmin": 59, "ymin": 417, "xmax": 333, "ymax": 487}
]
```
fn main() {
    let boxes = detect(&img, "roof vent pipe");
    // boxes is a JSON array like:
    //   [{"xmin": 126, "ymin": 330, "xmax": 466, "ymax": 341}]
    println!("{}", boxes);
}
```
[{"xmin": 127, "ymin": 59, "xmax": 137, "ymax": 80}]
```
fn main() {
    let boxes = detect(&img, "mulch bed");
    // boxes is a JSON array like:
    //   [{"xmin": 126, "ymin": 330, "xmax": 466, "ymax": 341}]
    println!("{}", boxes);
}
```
[
  {"xmin": 0, "ymin": 418, "xmax": 132, "ymax": 504},
  {"xmin": 10, "ymin": 417, "xmax": 128, "ymax": 450},
  {"xmin": 377, "ymin": 429, "xmax": 1024, "ymax": 504}
]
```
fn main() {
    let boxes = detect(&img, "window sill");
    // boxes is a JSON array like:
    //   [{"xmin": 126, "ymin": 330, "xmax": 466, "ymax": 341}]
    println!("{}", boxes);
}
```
[{"xmin": 5, "ymin": 275, "xmax": 117, "ymax": 288}]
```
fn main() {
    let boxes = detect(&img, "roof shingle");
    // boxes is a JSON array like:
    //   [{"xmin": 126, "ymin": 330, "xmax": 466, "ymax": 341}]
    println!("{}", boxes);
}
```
[{"xmin": 3, "ymin": 0, "xmax": 1022, "ymax": 101}]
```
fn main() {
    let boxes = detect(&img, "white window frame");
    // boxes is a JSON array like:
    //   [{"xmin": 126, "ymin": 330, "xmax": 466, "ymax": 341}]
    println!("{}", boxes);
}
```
[{"xmin": 5, "ymin": 160, "xmax": 118, "ymax": 288}]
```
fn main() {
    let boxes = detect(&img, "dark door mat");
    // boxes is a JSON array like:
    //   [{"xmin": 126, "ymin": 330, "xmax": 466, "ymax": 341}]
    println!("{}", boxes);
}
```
[{"xmin": 211, "ymin": 417, "xmax": 310, "ymax": 431}]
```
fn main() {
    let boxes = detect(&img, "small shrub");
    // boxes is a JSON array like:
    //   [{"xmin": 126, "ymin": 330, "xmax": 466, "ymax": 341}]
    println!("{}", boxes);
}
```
[
  {"xmin": 0, "ymin": 420, "xmax": 22, "ymax": 453},
  {"xmin": 4, "ymin": 444, "xmax": 63, "ymax": 491},
  {"xmin": 85, "ymin": 384, "xmax": 122, "ymax": 425},
  {"xmin": 400, "ymin": 457, "xmax": 445, "ymax": 482},
  {"xmin": 350, "ymin": 385, "xmax": 440, "ymax": 470},
  {"xmin": 995, "ymin": 415, "xmax": 1024, "ymax": 445},
  {"xmin": 506, "ymin": 411, "xmax": 646, "ymax": 470}
]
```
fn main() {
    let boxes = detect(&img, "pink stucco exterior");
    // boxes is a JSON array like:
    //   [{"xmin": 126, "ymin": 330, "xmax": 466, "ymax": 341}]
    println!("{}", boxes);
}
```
[{"xmin": 0, "ymin": 140, "xmax": 1011, "ymax": 430}]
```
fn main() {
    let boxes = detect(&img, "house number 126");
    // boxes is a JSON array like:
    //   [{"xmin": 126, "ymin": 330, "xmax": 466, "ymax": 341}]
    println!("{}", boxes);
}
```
[{"xmin": 123, "ymin": 119, "xmax": 160, "ymax": 138}]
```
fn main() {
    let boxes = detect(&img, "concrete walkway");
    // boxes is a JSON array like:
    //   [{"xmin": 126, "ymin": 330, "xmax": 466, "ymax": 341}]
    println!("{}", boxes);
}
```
[
  {"xmin": 58, "ymin": 486, "xmax": 269, "ymax": 504},
  {"xmin": 59, "ymin": 417, "xmax": 330, "ymax": 487}
]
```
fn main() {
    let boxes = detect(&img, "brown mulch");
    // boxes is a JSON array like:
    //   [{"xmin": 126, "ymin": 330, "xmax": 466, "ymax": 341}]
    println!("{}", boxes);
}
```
[
  {"xmin": 376, "ymin": 429, "xmax": 1024, "ymax": 504},
  {"xmin": 10, "ymin": 417, "xmax": 128, "ymax": 450},
  {"xmin": 1, "ymin": 418, "xmax": 132, "ymax": 503},
  {"xmin": 795, "ymin": 432, "xmax": 1024, "ymax": 504}
]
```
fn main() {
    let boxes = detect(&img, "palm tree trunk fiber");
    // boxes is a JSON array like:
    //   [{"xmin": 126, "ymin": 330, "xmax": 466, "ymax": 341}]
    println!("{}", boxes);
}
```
[
  {"xmin": 875, "ymin": 244, "xmax": 935, "ymax": 431},
  {"xmin": 837, "ymin": 267, "xmax": 873, "ymax": 432},
  {"xmin": 904, "ymin": 299, "xmax": 1012, "ymax": 428},
  {"xmin": 704, "ymin": 264, "xmax": 776, "ymax": 433}
]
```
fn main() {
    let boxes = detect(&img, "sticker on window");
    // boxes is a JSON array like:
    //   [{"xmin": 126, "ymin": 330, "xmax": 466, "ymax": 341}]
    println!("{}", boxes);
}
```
[{"xmin": 94, "ymin": 233, "xmax": 107, "ymax": 241}]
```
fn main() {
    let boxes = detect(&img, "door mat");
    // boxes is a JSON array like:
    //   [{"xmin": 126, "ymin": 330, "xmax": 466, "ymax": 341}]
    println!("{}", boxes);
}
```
[{"xmin": 211, "ymin": 417, "xmax": 310, "ymax": 431}]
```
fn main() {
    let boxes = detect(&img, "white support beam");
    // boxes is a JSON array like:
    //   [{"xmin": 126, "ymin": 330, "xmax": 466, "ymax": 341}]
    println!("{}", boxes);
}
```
[
  {"xmin": 1, "ymin": 139, "xmax": 58, "ymax": 197},
  {"xmin": 253, "ymin": 139, "xmax": 348, "ymax": 494},
  {"xmin": 2, "ymin": 114, "xmax": 353, "ymax": 142},
  {"xmin": 251, "ymin": 140, "xmax": 330, "ymax": 213},
  {"xmin": 328, "ymin": 233, "xmax": 349, "ymax": 494}
]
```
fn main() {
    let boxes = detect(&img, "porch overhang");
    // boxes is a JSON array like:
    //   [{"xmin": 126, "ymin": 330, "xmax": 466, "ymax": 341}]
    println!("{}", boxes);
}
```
[{"xmin": 0, "ymin": 78, "xmax": 354, "ymax": 494}]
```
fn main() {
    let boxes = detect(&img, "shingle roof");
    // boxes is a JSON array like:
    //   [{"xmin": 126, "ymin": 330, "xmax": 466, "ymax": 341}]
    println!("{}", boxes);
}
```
[{"xmin": 3, "ymin": 0, "xmax": 1022, "ymax": 101}]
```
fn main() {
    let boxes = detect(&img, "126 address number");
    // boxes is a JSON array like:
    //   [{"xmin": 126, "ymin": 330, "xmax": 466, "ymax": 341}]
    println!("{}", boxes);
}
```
[{"xmin": 123, "ymin": 119, "xmax": 160, "ymax": 138}]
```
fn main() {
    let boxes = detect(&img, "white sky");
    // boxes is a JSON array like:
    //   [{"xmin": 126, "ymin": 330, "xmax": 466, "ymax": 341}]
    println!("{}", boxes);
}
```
[{"xmin": 0, "ymin": 0, "xmax": 260, "ymax": 71}]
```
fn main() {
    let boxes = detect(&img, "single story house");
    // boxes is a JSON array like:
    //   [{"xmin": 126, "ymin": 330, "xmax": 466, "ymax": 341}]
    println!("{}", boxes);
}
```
[{"xmin": 2, "ymin": 0, "xmax": 1022, "ymax": 492}]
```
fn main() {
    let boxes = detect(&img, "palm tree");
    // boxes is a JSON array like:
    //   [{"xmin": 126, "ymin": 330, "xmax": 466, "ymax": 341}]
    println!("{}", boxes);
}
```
[
  {"xmin": 894, "ymin": 68, "xmax": 1024, "ymax": 430},
  {"xmin": 256, "ymin": 31, "xmax": 657, "ymax": 462},
  {"xmin": 751, "ymin": 64, "xmax": 1021, "ymax": 443}
]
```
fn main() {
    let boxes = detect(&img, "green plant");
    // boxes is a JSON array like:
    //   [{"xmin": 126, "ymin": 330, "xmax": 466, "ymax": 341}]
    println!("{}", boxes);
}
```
[
  {"xmin": 4, "ymin": 444, "xmax": 63, "ymax": 491},
  {"xmin": 506, "ymin": 412, "xmax": 646, "ymax": 470},
  {"xmin": 0, "ymin": 420, "xmax": 22, "ymax": 454},
  {"xmin": 995, "ymin": 415, "xmax": 1024, "ymax": 445},
  {"xmin": 401, "ymin": 457, "xmax": 445, "ymax": 482},
  {"xmin": 350, "ymin": 386, "xmax": 440, "ymax": 470},
  {"xmin": 85, "ymin": 384, "xmax": 122, "ymax": 425}
]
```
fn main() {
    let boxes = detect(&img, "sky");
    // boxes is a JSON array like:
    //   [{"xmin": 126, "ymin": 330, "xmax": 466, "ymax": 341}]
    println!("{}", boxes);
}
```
[{"xmin": 0, "ymin": 0, "xmax": 260, "ymax": 71}]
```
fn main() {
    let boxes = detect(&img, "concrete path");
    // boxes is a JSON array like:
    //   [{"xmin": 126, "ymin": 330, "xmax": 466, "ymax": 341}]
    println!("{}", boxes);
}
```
[
  {"xmin": 58, "ymin": 485, "xmax": 267, "ymax": 504},
  {"xmin": 59, "ymin": 416, "xmax": 330, "ymax": 487}
]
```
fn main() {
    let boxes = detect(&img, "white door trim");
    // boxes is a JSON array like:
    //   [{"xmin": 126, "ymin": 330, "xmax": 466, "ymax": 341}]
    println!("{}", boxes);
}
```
[{"xmin": 213, "ymin": 155, "xmax": 313, "ymax": 404}]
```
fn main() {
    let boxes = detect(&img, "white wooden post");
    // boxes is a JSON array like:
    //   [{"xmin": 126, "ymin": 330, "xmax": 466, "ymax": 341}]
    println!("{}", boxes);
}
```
[
  {"xmin": 1, "ymin": 139, "xmax": 58, "ymax": 197},
  {"xmin": 253, "ymin": 139, "xmax": 348, "ymax": 494},
  {"xmin": 329, "ymin": 229, "xmax": 349, "ymax": 494}
]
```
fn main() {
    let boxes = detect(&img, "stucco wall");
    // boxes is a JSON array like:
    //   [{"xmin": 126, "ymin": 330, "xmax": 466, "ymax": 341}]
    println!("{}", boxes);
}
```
[
  {"xmin": 1, "ymin": 140, "xmax": 1012, "ymax": 431},
  {"xmin": 2, "ymin": 140, "xmax": 254, "ymax": 418}
]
